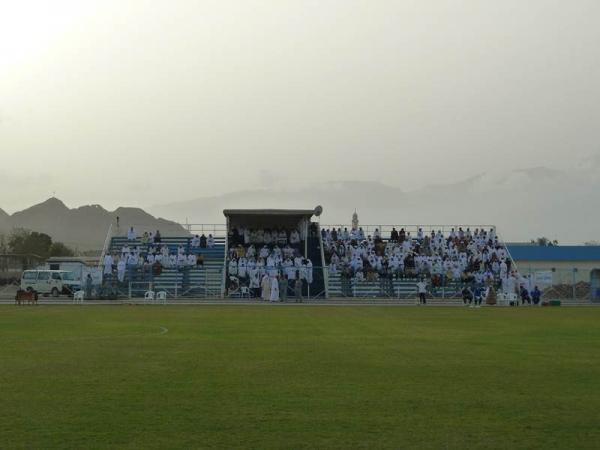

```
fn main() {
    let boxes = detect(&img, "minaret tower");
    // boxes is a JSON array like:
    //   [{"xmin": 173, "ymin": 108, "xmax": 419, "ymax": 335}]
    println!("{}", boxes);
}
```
[{"xmin": 352, "ymin": 210, "xmax": 359, "ymax": 230}]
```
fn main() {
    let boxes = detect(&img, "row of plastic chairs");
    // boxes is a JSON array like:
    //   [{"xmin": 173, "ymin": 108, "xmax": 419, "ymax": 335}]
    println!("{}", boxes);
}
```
[
  {"xmin": 144, "ymin": 290, "xmax": 168, "ymax": 304},
  {"xmin": 71, "ymin": 290, "xmax": 168, "ymax": 304}
]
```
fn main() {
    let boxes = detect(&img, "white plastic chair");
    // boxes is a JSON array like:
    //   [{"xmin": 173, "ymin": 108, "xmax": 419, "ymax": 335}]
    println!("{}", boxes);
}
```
[
  {"xmin": 240, "ymin": 286, "xmax": 250, "ymax": 298},
  {"xmin": 144, "ymin": 290, "xmax": 155, "ymax": 304},
  {"xmin": 156, "ymin": 291, "xmax": 167, "ymax": 304},
  {"xmin": 73, "ymin": 290, "xmax": 85, "ymax": 303}
]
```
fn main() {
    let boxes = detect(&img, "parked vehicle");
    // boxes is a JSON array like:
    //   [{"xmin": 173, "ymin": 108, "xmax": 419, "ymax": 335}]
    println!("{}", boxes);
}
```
[{"xmin": 20, "ymin": 270, "xmax": 80, "ymax": 297}]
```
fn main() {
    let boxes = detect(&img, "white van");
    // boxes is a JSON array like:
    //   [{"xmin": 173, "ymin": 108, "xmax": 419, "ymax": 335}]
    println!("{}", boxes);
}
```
[{"xmin": 20, "ymin": 270, "xmax": 79, "ymax": 297}]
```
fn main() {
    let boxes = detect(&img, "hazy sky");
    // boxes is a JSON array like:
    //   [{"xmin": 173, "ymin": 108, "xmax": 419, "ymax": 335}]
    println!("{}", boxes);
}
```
[{"xmin": 1, "ymin": 0, "xmax": 599, "ymax": 213}]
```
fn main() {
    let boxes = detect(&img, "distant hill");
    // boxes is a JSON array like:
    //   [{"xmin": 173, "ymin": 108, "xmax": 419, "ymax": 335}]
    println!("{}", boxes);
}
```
[
  {"xmin": 0, "ymin": 208, "xmax": 9, "ymax": 233},
  {"xmin": 1, "ymin": 198, "xmax": 187, "ymax": 250},
  {"xmin": 149, "ymin": 165, "xmax": 600, "ymax": 244}
]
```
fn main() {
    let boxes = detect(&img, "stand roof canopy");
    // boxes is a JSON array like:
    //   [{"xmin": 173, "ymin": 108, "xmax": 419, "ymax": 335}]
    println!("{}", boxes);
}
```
[{"xmin": 223, "ymin": 208, "xmax": 320, "ymax": 229}]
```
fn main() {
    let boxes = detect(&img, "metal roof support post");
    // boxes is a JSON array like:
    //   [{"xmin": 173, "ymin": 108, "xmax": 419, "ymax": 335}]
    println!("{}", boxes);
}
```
[
  {"xmin": 304, "ymin": 219, "xmax": 308, "ymax": 259},
  {"xmin": 221, "ymin": 216, "xmax": 230, "ymax": 299},
  {"xmin": 317, "ymin": 220, "xmax": 329, "ymax": 299}
]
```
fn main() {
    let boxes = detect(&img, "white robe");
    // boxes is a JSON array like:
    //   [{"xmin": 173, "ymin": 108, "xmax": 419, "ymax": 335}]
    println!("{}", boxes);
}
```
[
  {"xmin": 103, "ymin": 255, "xmax": 113, "ymax": 275},
  {"xmin": 261, "ymin": 275, "xmax": 271, "ymax": 301},
  {"xmin": 269, "ymin": 279, "xmax": 280, "ymax": 302},
  {"xmin": 117, "ymin": 260, "xmax": 126, "ymax": 282}
]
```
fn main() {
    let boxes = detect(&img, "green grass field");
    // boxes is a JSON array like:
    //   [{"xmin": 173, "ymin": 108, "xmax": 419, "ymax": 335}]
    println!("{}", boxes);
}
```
[{"xmin": 1, "ymin": 306, "xmax": 599, "ymax": 449}]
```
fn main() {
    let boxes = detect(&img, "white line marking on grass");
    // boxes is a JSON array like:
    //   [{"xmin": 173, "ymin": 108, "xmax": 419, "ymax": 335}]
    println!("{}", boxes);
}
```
[{"xmin": 159, "ymin": 326, "xmax": 169, "ymax": 335}]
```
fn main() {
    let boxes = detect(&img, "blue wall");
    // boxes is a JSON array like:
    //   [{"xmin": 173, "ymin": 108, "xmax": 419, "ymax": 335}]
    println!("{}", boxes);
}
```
[{"xmin": 506, "ymin": 245, "xmax": 600, "ymax": 262}]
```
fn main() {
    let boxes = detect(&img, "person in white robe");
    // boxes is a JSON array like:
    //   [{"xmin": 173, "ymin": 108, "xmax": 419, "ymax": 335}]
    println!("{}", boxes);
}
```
[
  {"xmin": 278, "ymin": 230, "xmax": 287, "ymax": 245},
  {"xmin": 259, "ymin": 246, "xmax": 269, "ymax": 259},
  {"xmin": 103, "ymin": 254, "xmax": 114, "ymax": 276},
  {"xmin": 127, "ymin": 227, "xmax": 137, "ymax": 241},
  {"xmin": 249, "ymin": 268, "xmax": 260, "ymax": 297},
  {"xmin": 117, "ymin": 259, "xmax": 126, "ymax": 282},
  {"xmin": 207, "ymin": 234, "xmax": 215, "ymax": 248},
  {"xmin": 177, "ymin": 253, "xmax": 187, "ymax": 268},
  {"xmin": 269, "ymin": 276, "xmax": 280, "ymax": 302},
  {"xmin": 261, "ymin": 274, "xmax": 271, "ymax": 301},
  {"xmin": 187, "ymin": 254, "xmax": 196, "ymax": 266},
  {"xmin": 305, "ymin": 259, "xmax": 313, "ymax": 284},
  {"xmin": 127, "ymin": 252, "xmax": 138, "ymax": 267},
  {"xmin": 229, "ymin": 259, "xmax": 238, "ymax": 276},
  {"xmin": 191, "ymin": 235, "xmax": 200, "ymax": 247},
  {"xmin": 290, "ymin": 230, "xmax": 300, "ymax": 245}
]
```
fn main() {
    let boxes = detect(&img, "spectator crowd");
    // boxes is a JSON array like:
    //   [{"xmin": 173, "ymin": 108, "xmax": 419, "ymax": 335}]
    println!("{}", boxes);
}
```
[
  {"xmin": 102, "ymin": 227, "xmax": 216, "ymax": 284},
  {"xmin": 226, "ymin": 226, "xmax": 313, "ymax": 300}
]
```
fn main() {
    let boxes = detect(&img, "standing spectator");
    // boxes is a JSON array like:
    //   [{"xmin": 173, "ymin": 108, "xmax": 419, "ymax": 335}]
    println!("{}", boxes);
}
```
[
  {"xmin": 103, "ymin": 253, "xmax": 114, "ymax": 277},
  {"xmin": 154, "ymin": 230, "xmax": 162, "ymax": 243},
  {"xmin": 279, "ymin": 274, "xmax": 288, "ymax": 302},
  {"xmin": 462, "ymin": 285, "xmax": 473, "ymax": 305},
  {"xmin": 520, "ymin": 285, "xmax": 531, "ymax": 305},
  {"xmin": 261, "ymin": 274, "xmax": 271, "ymax": 301},
  {"xmin": 85, "ymin": 274, "xmax": 93, "ymax": 299},
  {"xmin": 294, "ymin": 275, "xmax": 303, "ymax": 303},
  {"xmin": 531, "ymin": 286, "xmax": 542, "ymax": 305},
  {"xmin": 416, "ymin": 278, "xmax": 428, "ymax": 305},
  {"xmin": 270, "ymin": 276, "xmax": 280, "ymax": 302},
  {"xmin": 117, "ymin": 258, "xmax": 126, "ymax": 283}
]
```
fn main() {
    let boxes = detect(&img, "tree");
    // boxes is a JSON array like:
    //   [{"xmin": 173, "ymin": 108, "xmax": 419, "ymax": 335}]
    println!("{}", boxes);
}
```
[
  {"xmin": 8, "ymin": 229, "xmax": 53, "ymax": 258},
  {"xmin": 49, "ymin": 242, "xmax": 75, "ymax": 257},
  {"xmin": 0, "ymin": 234, "xmax": 7, "ymax": 254},
  {"xmin": 530, "ymin": 237, "xmax": 559, "ymax": 247}
]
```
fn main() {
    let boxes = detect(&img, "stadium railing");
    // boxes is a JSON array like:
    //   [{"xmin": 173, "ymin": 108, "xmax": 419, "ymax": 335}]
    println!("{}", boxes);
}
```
[{"xmin": 320, "ymin": 224, "xmax": 497, "ymax": 237}]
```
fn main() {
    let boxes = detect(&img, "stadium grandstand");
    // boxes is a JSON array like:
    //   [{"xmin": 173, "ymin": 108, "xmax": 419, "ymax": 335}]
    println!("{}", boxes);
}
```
[{"xmin": 93, "ymin": 206, "xmax": 576, "ymax": 305}]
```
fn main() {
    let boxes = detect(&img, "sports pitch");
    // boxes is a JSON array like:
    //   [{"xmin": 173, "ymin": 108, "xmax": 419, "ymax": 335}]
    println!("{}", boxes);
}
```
[{"xmin": 1, "ymin": 306, "xmax": 599, "ymax": 449}]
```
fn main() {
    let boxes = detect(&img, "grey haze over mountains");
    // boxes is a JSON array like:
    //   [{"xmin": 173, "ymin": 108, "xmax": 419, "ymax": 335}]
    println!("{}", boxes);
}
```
[
  {"xmin": 1, "ymin": 163, "xmax": 598, "ymax": 248},
  {"xmin": 0, "ymin": 198, "xmax": 186, "ymax": 250},
  {"xmin": 149, "ymin": 163, "xmax": 600, "ymax": 245}
]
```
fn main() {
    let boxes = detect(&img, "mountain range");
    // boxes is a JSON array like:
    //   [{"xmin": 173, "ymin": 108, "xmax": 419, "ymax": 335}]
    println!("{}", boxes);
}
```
[
  {"xmin": 1, "ymin": 163, "xmax": 598, "ymax": 248},
  {"xmin": 148, "ymin": 164, "xmax": 600, "ymax": 244},
  {"xmin": 0, "ymin": 198, "xmax": 186, "ymax": 251}
]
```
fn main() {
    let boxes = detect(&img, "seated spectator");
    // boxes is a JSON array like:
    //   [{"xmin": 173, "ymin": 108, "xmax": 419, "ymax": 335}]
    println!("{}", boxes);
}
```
[
  {"xmin": 127, "ymin": 227, "xmax": 137, "ymax": 241},
  {"xmin": 290, "ymin": 229, "xmax": 300, "ymax": 245}
]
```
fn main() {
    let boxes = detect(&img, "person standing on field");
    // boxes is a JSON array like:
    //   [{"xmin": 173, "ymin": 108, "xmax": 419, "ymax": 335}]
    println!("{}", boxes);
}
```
[
  {"xmin": 416, "ymin": 278, "xmax": 428, "ymax": 305},
  {"xmin": 269, "ymin": 275, "xmax": 280, "ymax": 302},
  {"xmin": 279, "ymin": 274, "xmax": 288, "ymax": 302},
  {"xmin": 294, "ymin": 272, "xmax": 303, "ymax": 302},
  {"xmin": 261, "ymin": 273, "xmax": 271, "ymax": 301},
  {"xmin": 85, "ymin": 274, "xmax": 93, "ymax": 299}
]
